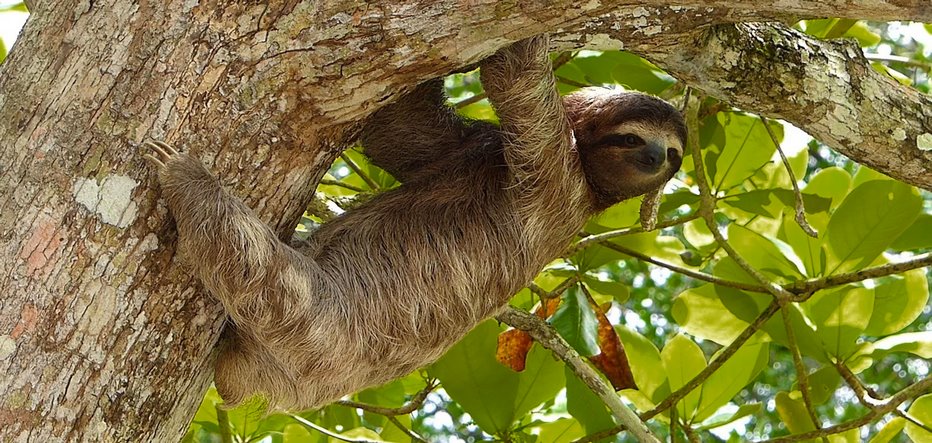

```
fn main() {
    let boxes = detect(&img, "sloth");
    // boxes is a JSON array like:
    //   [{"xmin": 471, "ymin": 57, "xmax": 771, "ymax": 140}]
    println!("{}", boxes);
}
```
[{"xmin": 144, "ymin": 35, "xmax": 686, "ymax": 410}]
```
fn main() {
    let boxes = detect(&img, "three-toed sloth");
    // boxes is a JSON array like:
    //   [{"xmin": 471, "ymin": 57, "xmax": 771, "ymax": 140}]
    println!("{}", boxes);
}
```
[{"xmin": 145, "ymin": 35, "xmax": 686, "ymax": 410}]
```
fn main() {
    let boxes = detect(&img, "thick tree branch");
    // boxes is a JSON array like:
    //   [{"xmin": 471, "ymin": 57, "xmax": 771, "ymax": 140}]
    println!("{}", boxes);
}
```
[
  {"xmin": 497, "ymin": 307, "xmax": 660, "ymax": 443},
  {"xmin": 640, "ymin": 23, "xmax": 932, "ymax": 190}
]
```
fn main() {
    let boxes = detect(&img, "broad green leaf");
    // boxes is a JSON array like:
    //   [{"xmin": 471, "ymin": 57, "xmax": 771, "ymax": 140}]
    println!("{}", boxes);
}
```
[
  {"xmin": 824, "ymin": 179, "xmax": 922, "ymax": 275},
  {"xmin": 829, "ymin": 428, "xmax": 862, "ymax": 443},
  {"xmin": 513, "ymin": 344, "xmax": 565, "ymax": 418},
  {"xmin": 571, "ymin": 243, "xmax": 628, "ymax": 272},
  {"xmin": 615, "ymin": 325, "xmax": 667, "ymax": 403},
  {"xmin": 727, "ymin": 223, "xmax": 806, "ymax": 280},
  {"xmin": 890, "ymin": 214, "xmax": 932, "ymax": 251},
  {"xmin": 723, "ymin": 190, "xmax": 832, "ymax": 219},
  {"xmin": 551, "ymin": 285, "xmax": 600, "ymax": 357},
  {"xmin": 673, "ymin": 284, "xmax": 749, "ymax": 345},
  {"xmin": 537, "ymin": 418, "xmax": 586, "ymax": 443},
  {"xmin": 872, "ymin": 332, "xmax": 932, "ymax": 359},
  {"xmin": 775, "ymin": 391, "xmax": 817, "ymax": 434},
  {"xmin": 869, "ymin": 417, "xmax": 905, "ymax": 443},
  {"xmin": 865, "ymin": 269, "xmax": 929, "ymax": 336},
  {"xmin": 661, "ymin": 334, "xmax": 706, "ymax": 420},
  {"xmin": 905, "ymin": 394, "xmax": 932, "ymax": 442},
  {"xmin": 781, "ymin": 210, "xmax": 828, "ymax": 276},
  {"xmin": 583, "ymin": 274, "xmax": 630, "ymax": 304},
  {"xmin": 804, "ymin": 166, "xmax": 851, "ymax": 211},
  {"xmin": 762, "ymin": 304, "xmax": 828, "ymax": 363},
  {"xmin": 695, "ymin": 342, "xmax": 769, "ymax": 422},
  {"xmin": 806, "ymin": 365, "xmax": 841, "ymax": 405},
  {"xmin": 803, "ymin": 285, "xmax": 873, "ymax": 358},
  {"xmin": 705, "ymin": 114, "xmax": 780, "ymax": 191},
  {"xmin": 429, "ymin": 321, "xmax": 519, "ymax": 433},
  {"xmin": 565, "ymin": 367, "xmax": 615, "ymax": 436},
  {"xmin": 697, "ymin": 403, "xmax": 761, "ymax": 431},
  {"xmin": 589, "ymin": 198, "xmax": 641, "ymax": 230}
]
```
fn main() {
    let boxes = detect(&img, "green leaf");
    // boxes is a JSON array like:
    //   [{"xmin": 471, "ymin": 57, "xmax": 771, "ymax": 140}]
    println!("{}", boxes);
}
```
[
  {"xmin": 615, "ymin": 325, "xmax": 667, "ymax": 403},
  {"xmin": 803, "ymin": 285, "xmax": 873, "ymax": 358},
  {"xmin": 565, "ymin": 367, "xmax": 615, "ymax": 437},
  {"xmin": 513, "ymin": 344, "xmax": 566, "ymax": 418},
  {"xmin": 727, "ymin": 223, "xmax": 807, "ymax": 280},
  {"xmin": 806, "ymin": 365, "xmax": 841, "ymax": 405},
  {"xmin": 537, "ymin": 418, "xmax": 586, "ymax": 443},
  {"xmin": 869, "ymin": 417, "xmax": 905, "ymax": 443},
  {"xmin": 705, "ymin": 114, "xmax": 779, "ymax": 191},
  {"xmin": 429, "ymin": 321, "xmax": 520, "ymax": 433},
  {"xmin": 723, "ymin": 190, "xmax": 832, "ymax": 219},
  {"xmin": 871, "ymin": 332, "xmax": 932, "ymax": 359},
  {"xmin": 551, "ymin": 285, "xmax": 600, "ymax": 357},
  {"xmin": 697, "ymin": 403, "xmax": 761, "ymax": 431},
  {"xmin": 804, "ymin": 166, "xmax": 852, "ymax": 211},
  {"xmin": 864, "ymin": 269, "xmax": 929, "ymax": 336},
  {"xmin": 695, "ymin": 342, "xmax": 769, "ymax": 422},
  {"xmin": 890, "ymin": 214, "xmax": 932, "ymax": 251},
  {"xmin": 905, "ymin": 394, "xmax": 932, "ymax": 442},
  {"xmin": 583, "ymin": 274, "xmax": 630, "ymax": 304},
  {"xmin": 775, "ymin": 391, "xmax": 817, "ymax": 434},
  {"xmin": 661, "ymin": 334, "xmax": 706, "ymax": 421},
  {"xmin": 673, "ymin": 284, "xmax": 749, "ymax": 345},
  {"xmin": 824, "ymin": 179, "xmax": 922, "ymax": 275}
]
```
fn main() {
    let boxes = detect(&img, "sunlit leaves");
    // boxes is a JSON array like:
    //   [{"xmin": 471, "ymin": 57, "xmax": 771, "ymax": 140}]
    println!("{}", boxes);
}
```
[
  {"xmin": 429, "ymin": 321, "xmax": 564, "ymax": 434},
  {"xmin": 661, "ymin": 334, "xmax": 706, "ymax": 420},
  {"xmin": 905, "ymin": 394, "xmax": 932, "ymax": 442},
  {"xmin": 551, "ymin": 285, "xmax": 600, "ymax": 357},
  {"xmin": 824, "ymin": 179, "xmax": 922, "ymax": 275}
]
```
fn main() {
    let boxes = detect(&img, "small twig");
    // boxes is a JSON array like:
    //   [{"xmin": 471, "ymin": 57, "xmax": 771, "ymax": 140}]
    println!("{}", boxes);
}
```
[
  {"xmin": 497, "ymin": 307, "xmax": 661, "ymax": 443},
  {"xmin": 290, "ymin": 414, "xmax": 381, "ymax": 443},
  {"xmin": 555, "ymin": 75, "xmax": 591, "ymax": 89},
  {"xmin": 216, "ymin": 405, "xmax": 234, "ymax": 443},
  {"xmin": 386, "ymin": 415, "xmax": 427, "ymax": 443},
  {"xmin": 454, "ymin": 93, "xmax": 487, "ymax": 109},
  {"xmin": 834, "ymin": 361, "xmax": 884, "ymax": 408},
  {"xmin": 864, "ymin": 53, "xmax": 932, "ymax": 70},
  {"xmin": 642, "ymin": 300, "xmax": 781, "ymax": 420},
  {"xmin": 785, "ymin": 253, "xmax": 932, "ymax": 293},
  {"xmin": 583, "ymin": 239, "xmax": 767, "ymax": 293},
  {"xmin": 339, "ymin": 153, "xmax": 380, "ymax": 191},
  {"xmin": 758, "ymin": 376, "xmax": 932, "ymax": 442},
  {"xmin": 527, "ymin": 276, "xmax": 578, "ymax": 300},
  {"xmin": 686, "ymin": 91, "xmax": 797, "ymax": 304},
  {"xmin": 780, "ymin": 304, "xmax": 826, "ymax": 441},
  {"xmin": 571, "ymin": 213, "xmax": 700, "ymax": 253},
  {"xmin": 319, "ymin": 178, "xmax": 368, "ymax": 193},
  {"xmin": 763, "ymin": 118, "xmax": 818, "ymax": 238},
  {"xmin": 337, "ymin": 381, "xmax": 437, "ymax": 416},
  {"xmin": 552, "ymin": 51, "xmax": 577, "ymax": 69}
]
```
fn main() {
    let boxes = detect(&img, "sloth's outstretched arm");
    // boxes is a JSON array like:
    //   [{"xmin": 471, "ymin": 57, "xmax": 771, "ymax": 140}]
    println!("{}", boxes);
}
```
[
  {"xmin": 479, "ymin": 36, "xmax": 589, "ymax": 258},
  {"xmin": 144, "ymin": 141, "xmax": 316, "ymax": 333},
  {"xmin": 360, "ymin": 79, "xmax": 468, "ymax": 182}
]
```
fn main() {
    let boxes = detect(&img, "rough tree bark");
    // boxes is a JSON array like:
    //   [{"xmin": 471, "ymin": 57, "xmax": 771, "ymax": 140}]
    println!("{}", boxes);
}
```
[{"xmin": 0, "ymin": 1, "xmax": 928, "ymax": 441}]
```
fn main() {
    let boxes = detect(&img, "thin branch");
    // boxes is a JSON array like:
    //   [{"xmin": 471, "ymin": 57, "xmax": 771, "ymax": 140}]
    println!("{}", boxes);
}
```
[
  {"xmin": 497, "ymin": 307, "xmax": 661, "ymax": 443},
  {"xmin": 216, "ymin": 405, "xmax": 234, "ymax": 443},
  {"xmin": 290, "ymin": 414, "xmax": 381, "ymax": 443},
  {"xmin": 555, "ymin": 75, "xmax": 592, "ymax": 89},
  {"xmin": 864, "ymin": 53, "xmax": 932, "ymax": 70},
  {"xmin": 337, "ymin": 381, "xmax": 437, "ymax": 416},
  {"xmin": 386, "ymin": 416, "xmax": 427, "ymax": 443},
  {"xmin": 319, "ymin": 178, "xmax": 368, "ymax": 193},
  {"xmin": 571, "ymin": 213, "xmax": 700, "ymax": 253},
  {"xmin": 685, "ymin": 91, "xmax": 797, "ymax": 304},
  {"xmin": 642, "ymin": 300, "xmax": 781, "ymax": 420},
  {"xmin": 785, "ymin": 253, "xmax": 932, "ymax": 293},
  {"xmin": 758, "ymin": 376, "xmax": 932, "ymax": 442},
  {"xmin": 763, "ymin": 118, "xmax": 817, "ymax": 237},
  {"xmin": 780, "ymin": 304, "xmax": 826, "ymax": 441},
  {"xmin": 454, "ymin": 93, "xmax": 487, "ymax": 109},
  {"xmin": 528, "ymin": 276, "xmax": 578, "ymax": 300},
  {"xmin": 339, "ymin": 153, "xmax": 380, "ymax": 191}
]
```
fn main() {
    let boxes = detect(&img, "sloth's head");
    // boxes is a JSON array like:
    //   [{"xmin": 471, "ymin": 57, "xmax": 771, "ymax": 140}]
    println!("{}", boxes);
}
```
[{"xmin": 564, "ymin": 89, "xmax": 687, "ymax": 211}]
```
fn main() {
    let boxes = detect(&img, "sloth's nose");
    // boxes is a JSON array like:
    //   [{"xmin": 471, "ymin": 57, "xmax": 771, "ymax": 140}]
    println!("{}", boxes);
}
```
[{"xmin": 637, "ymin": 143, "xmax": 667, "ymax": 172}]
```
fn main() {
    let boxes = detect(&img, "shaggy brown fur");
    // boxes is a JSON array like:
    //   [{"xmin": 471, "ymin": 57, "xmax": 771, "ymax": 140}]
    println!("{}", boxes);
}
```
[{"xmin": 144, "ymin": 35, "xmax": 686, "ymax": 410}]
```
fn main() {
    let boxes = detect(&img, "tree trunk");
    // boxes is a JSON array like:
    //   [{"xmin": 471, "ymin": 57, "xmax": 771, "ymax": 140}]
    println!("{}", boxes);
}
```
[{"xmin": 0, "ymin": 1, "xmax": 928, "ymax": 441}]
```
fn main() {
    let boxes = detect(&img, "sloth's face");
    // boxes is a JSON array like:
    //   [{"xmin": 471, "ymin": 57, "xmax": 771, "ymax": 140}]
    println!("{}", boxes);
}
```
[{"xmin": 564, "ymin": 90, "xmax": 687, "ymax": 211}]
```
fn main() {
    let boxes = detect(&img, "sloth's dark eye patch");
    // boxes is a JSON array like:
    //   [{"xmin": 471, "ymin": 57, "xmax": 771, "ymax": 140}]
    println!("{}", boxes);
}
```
[{"xmin": 598, "ymin": 133, "xmax": 645, "ymax": 148}]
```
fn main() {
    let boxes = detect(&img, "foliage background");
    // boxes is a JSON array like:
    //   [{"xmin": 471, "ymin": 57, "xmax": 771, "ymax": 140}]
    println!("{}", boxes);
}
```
[{"xmin": 2, "ymin": 5, "xmax": 929, "ymax": 442}]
